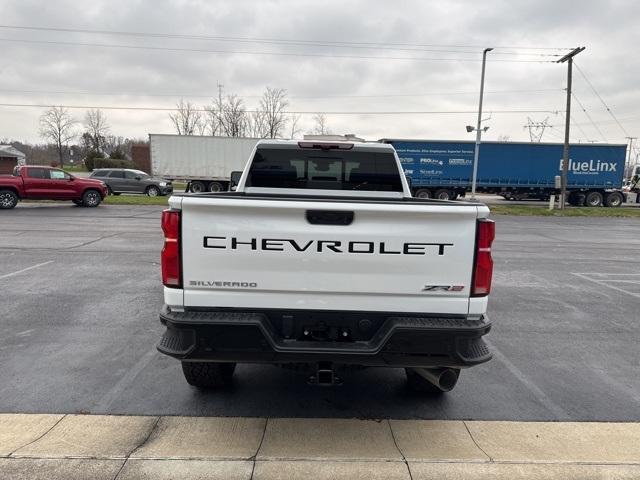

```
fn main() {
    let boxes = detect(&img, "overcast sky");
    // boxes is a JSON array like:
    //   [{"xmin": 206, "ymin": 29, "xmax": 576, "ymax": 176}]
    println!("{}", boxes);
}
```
[{"xmin": 0, "ymin": 0, "xmax": 638, "ymax": 154}]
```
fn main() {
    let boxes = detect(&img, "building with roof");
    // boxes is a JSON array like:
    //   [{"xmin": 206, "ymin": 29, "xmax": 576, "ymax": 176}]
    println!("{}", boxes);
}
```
[{"xmin": 0, "ymin": 145, "xmax": 26, "ymax": 174}]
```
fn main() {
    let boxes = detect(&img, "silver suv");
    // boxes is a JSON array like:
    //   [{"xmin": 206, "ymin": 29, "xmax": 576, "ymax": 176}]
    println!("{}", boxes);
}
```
[{"xmin": 89, "ymin": 169, "xmax": 173, "ymax": 196}]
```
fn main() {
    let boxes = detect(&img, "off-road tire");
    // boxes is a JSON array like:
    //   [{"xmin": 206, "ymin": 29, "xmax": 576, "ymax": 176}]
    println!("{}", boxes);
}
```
[{"xmin": 181, "ymin": 361, "xmax": 236, "ymax": 389}]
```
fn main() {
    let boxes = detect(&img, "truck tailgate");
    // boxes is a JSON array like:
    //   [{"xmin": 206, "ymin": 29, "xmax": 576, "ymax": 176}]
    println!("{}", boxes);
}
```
[{"xmin": 179, "ymin": 196, "xmax": 481, "ymax": 315}]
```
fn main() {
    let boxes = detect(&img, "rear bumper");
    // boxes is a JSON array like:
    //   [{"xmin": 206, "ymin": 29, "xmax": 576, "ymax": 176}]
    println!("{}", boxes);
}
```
[{"xmin": 157, "ymin": 306, "xmax": 492, "ymax": 368}]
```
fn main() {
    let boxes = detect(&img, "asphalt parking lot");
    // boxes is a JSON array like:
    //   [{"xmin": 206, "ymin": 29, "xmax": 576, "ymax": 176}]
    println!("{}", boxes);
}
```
[{"xmin": 1, "ymin": 204, "xmax": 639, "ymax": 421}]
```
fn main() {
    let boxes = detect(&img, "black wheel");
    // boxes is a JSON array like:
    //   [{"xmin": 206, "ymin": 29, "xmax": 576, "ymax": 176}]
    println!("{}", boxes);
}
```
[
  {"xmin": 106, "ymin": 186, "xmax": 114, "ymax": 196},
  {"xmin": 405, "ymin": 368, "xmax": 460, "ymax": 393},
  {"xmin": 434, "ymin": 189, "xmax": 453, "ymax": 200},
  {"xmin": 208, "ymin": 182, "xmax": 224, "ymax": 192},
  {"xmin": 0, "ymin": 190, "xmax": 19, "ymax": 209},
  {"xmin": 414, "ymin": 189, "xmax": 432, "ymax": 199},
  {"xmin": 190, "ymin": 181, "xmax": 206, "ymax": 193},
  {"xmin": 604, "ymin": 191, "xmax": 623, "ymax": 208},
  {"xmin": 146, "ymin": 185, "xmax": 161, "ymax": 197},
  {"xmin": 585, "ymin": 191, "xmax": 604, "ymax": 207},
  {"xmin": 82, "ymin": 189, "xmax": 102, "ymax": 207},
  {"xmin": 72, "ymin": 199, "xmax": 83, "ymax": 206},
  {"xmin": 181, "ymin": 361, "xmax": 236, "ymax": 389}
]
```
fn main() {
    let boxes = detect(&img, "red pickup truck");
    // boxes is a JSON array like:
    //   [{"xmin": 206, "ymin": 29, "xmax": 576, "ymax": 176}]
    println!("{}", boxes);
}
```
[{"xmin": 0, "ymin": 166, "xmax": 109, "ymax": 209}]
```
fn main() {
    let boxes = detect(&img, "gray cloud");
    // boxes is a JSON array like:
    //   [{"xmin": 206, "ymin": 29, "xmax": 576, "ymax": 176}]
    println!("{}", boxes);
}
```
[{"xmin": 0, "ymin": 0, "xmax": 638, "ymax": 151}]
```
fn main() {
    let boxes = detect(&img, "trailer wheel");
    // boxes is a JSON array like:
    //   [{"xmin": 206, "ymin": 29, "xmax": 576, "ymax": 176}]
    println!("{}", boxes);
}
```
[
  {"xmin": 190, "ymin": 181, "xmax": 206, "ymax": 193},
  {"xmin": 434, "ymin": 189, "xmax": 453, "ymax": 200},
  {"xmin": 585, "ymin": 191, "xmax": 604, "ymax": 207},
  {"xmin": 414, "ymin": 189, "xmax": 432, "ymax": 199},
  {"xmin": 604, "ymin": 191, "xmax": 624, "ymax": 207},
  {"xmin": 208, "ymin": 182, "xmax": 224, "ymax": 192}
]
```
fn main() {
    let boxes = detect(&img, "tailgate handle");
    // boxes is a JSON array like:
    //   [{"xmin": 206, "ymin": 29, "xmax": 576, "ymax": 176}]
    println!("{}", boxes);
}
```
[{"xmin": 306, "ymin": 210, "xmax": 354, "ymax": 226}]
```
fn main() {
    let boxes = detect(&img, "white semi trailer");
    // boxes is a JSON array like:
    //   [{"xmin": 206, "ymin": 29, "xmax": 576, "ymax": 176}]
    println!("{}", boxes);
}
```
[{"xmin": 149, "ymin": 134, "xmax": 260, "ymax": 192}]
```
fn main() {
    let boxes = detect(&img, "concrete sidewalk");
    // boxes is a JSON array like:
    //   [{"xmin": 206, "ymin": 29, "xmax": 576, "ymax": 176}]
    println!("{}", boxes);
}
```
[{"xmin": 1, "ymin": 414, "xmax": 640, "ymax": 479}]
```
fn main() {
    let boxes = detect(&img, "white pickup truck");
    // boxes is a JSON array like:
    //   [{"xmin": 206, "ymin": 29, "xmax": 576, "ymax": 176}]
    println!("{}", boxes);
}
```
[{"xmin": 158, "ymin": 140, "xmax": 494, "ymax": 393}]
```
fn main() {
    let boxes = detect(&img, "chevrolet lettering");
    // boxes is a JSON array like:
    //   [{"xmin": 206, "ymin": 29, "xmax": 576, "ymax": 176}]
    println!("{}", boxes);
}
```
[{"xmin": 203, "ymin": 236, "xmax": 453, "ymax": 255}]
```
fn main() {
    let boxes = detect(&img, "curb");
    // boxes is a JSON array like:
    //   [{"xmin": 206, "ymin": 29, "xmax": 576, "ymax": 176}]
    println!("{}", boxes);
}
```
[{"xmin": 1, "ymin": 414, "xmax": 639, "ymax": 479}]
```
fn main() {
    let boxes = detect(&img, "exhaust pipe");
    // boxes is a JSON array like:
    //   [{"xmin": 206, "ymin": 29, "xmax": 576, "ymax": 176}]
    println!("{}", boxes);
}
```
[{"xmin": 413, "ymin": 368, "xmax": 459, "ymax": 392}]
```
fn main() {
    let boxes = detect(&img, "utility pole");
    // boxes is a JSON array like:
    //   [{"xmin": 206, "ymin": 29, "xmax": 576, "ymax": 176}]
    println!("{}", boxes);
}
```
[
  {"xmin": 470, "ymin": 47, "xmax": 493, "ymax": 200},
  {"xmin": 217, "ymin": 82, "xmax": 224, "ymax": 136},
  {"xmin": 625, "ymin": 136, "xmax": 636, "ymax": 171},
  {"xmin": 557, "ymin": 47, "xmax": 585, "ymax": 209}
]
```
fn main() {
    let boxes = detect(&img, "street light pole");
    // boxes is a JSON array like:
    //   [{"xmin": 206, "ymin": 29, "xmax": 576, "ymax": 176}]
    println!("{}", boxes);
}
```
[
  {"xmin": 557, "ymin": 47, "xmax": 585, "ymax": 209},
  {"xmin": 471, "ymin": 48, "xmax": 493, "ymax": 200}
]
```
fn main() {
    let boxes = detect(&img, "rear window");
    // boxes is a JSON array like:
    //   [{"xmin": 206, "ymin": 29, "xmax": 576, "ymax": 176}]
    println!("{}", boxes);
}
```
[
  {"xmin": 108, "ymin": 170, "xmax": 125, "ymax": 178},
  {"xmin": 246, "ymin": 148, "xmax": 402, "ymax": 192},
  {"xmin": 91, "ymin": 170, "xmax": 109, "ymax": 177},
  {"xmin": 27, "ymin": 168, "xmax": 47, "ymax": 179}
]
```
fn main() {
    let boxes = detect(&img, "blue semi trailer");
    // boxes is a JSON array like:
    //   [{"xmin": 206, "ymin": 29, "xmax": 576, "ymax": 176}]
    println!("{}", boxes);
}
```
[{"xmin": 381, "ymin": 139, "xmax": 627, "ymax": 207}]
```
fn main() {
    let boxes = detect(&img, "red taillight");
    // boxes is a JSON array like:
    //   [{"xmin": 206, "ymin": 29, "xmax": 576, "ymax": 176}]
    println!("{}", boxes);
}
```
[
  {"xmin": 472, "ymin": 218, "xmax": 495, "ymax": 297},
  {"xmin": 161, "ymin": 209, "xmax": 181, "ymax": 288}
]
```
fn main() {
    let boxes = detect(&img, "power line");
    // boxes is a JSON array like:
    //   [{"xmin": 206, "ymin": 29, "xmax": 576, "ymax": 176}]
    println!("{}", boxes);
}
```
[
  {"xmin": 0, "ymin": 37, "xmax": 557, "ymax": 63},
  {"xmin": 575, "ymin": 62, "xmax": 631, "ymax": 137},
  {"xmin": 0, "ymin": 24, "xmax": 573, "ymax": 53},
  {"xmin": 0, "ymin": 102, "xmax": 561, "ymax": 115},
  {"xmin": 571, "ymin": 92, "xmax": 608, "ymax": 141},
  {"xmin": 0, "ymin": 87, "xmax": 564, "ymax": 99}
]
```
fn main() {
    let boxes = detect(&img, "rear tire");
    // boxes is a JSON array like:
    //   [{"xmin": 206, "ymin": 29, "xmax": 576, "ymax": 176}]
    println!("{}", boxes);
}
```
[
  {"xmin": 72, "ymin": 199, "xmax": 83, "ymax": 206},
  {"xmin": 434, "ymin": 189, "xmax": 453, "ymax": 200},
  {"xmin": 405, "ymin": 368, "xmax": 460, "ymax": 394},
  {"xmin": 82, "ymin": 189, "xmax": 102, "ymax": 207},
  {"xmin": 190, "ymin": 181, "xmax": 206, "ymax": 193},
  {"xmin": 414, "ymin": 189, "xmax": 432, "ymax": 199},
  {"xmin": 181, "ymin": 361, "xmax": 236, "ymax": 389},
  {"xmin": 208, "ymin": 181, "xmax": 224, "ymax": 192},
  {"xmin": 0, "ymin": 190, "xmax": 19, "ymax": 209},
  {"xmin": 604, "ymin": 191, "xmax": 623, "ymax": 207},
  {"xmin": 585, "ymin": 191, "xmax": 604, "ymax": 207}
]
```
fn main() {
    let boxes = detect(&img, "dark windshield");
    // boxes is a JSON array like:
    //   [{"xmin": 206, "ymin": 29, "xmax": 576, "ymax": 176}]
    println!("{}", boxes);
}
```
[{"xmin": 246, "ymin": 148, "xmax": 402, "ymax": 192}]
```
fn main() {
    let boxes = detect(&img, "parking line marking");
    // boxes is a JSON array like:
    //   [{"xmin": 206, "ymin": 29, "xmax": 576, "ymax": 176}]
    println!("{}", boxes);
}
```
[
  {"xmin": 92, "ymin": 346, "xmax": 158, "ymax": 414},
  {"xmin": 571, "ymin": 272, "xmax": 640, "ymax": 299},
  {"xmin": 487, "ymin": 340, "xmax": 571, "ymax": 419},
  {"xmin": 0, "ymin": 261, "xmax": 53, "ymax": 280}
]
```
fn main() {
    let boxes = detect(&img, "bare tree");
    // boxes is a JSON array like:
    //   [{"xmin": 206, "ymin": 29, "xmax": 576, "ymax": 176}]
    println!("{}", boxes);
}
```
[
  {"xmin": 39, "ymin": 106, "xmax": 77, "ymax": 167},
  {"xmin": 220, "ymin": 95, "xmax": 248, "ymax": 137},
  {"xmin": 312, "ymin": 113, "xmax": 330, "ymax": 135},
  {"xmin": 169, "ymin": 98, "xmax": 202, "ymax": 135},
  {"xmin": 84, "ymin": 109, "xmax": 110, "ymax": 152},
  {"xmin": 288, "ymin": 114, "xmax": 302, "ymax": 139},
  {"xmin": 258, "ymin": 87, "xmax": 288, "ymax": 138},
  {"xmin": 204, "ymin": 95, "xmax": 224, "ymax": 136},
  {"xmin": 247, "ymin": 110, "xmax": 268, "ymax": 138}
]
